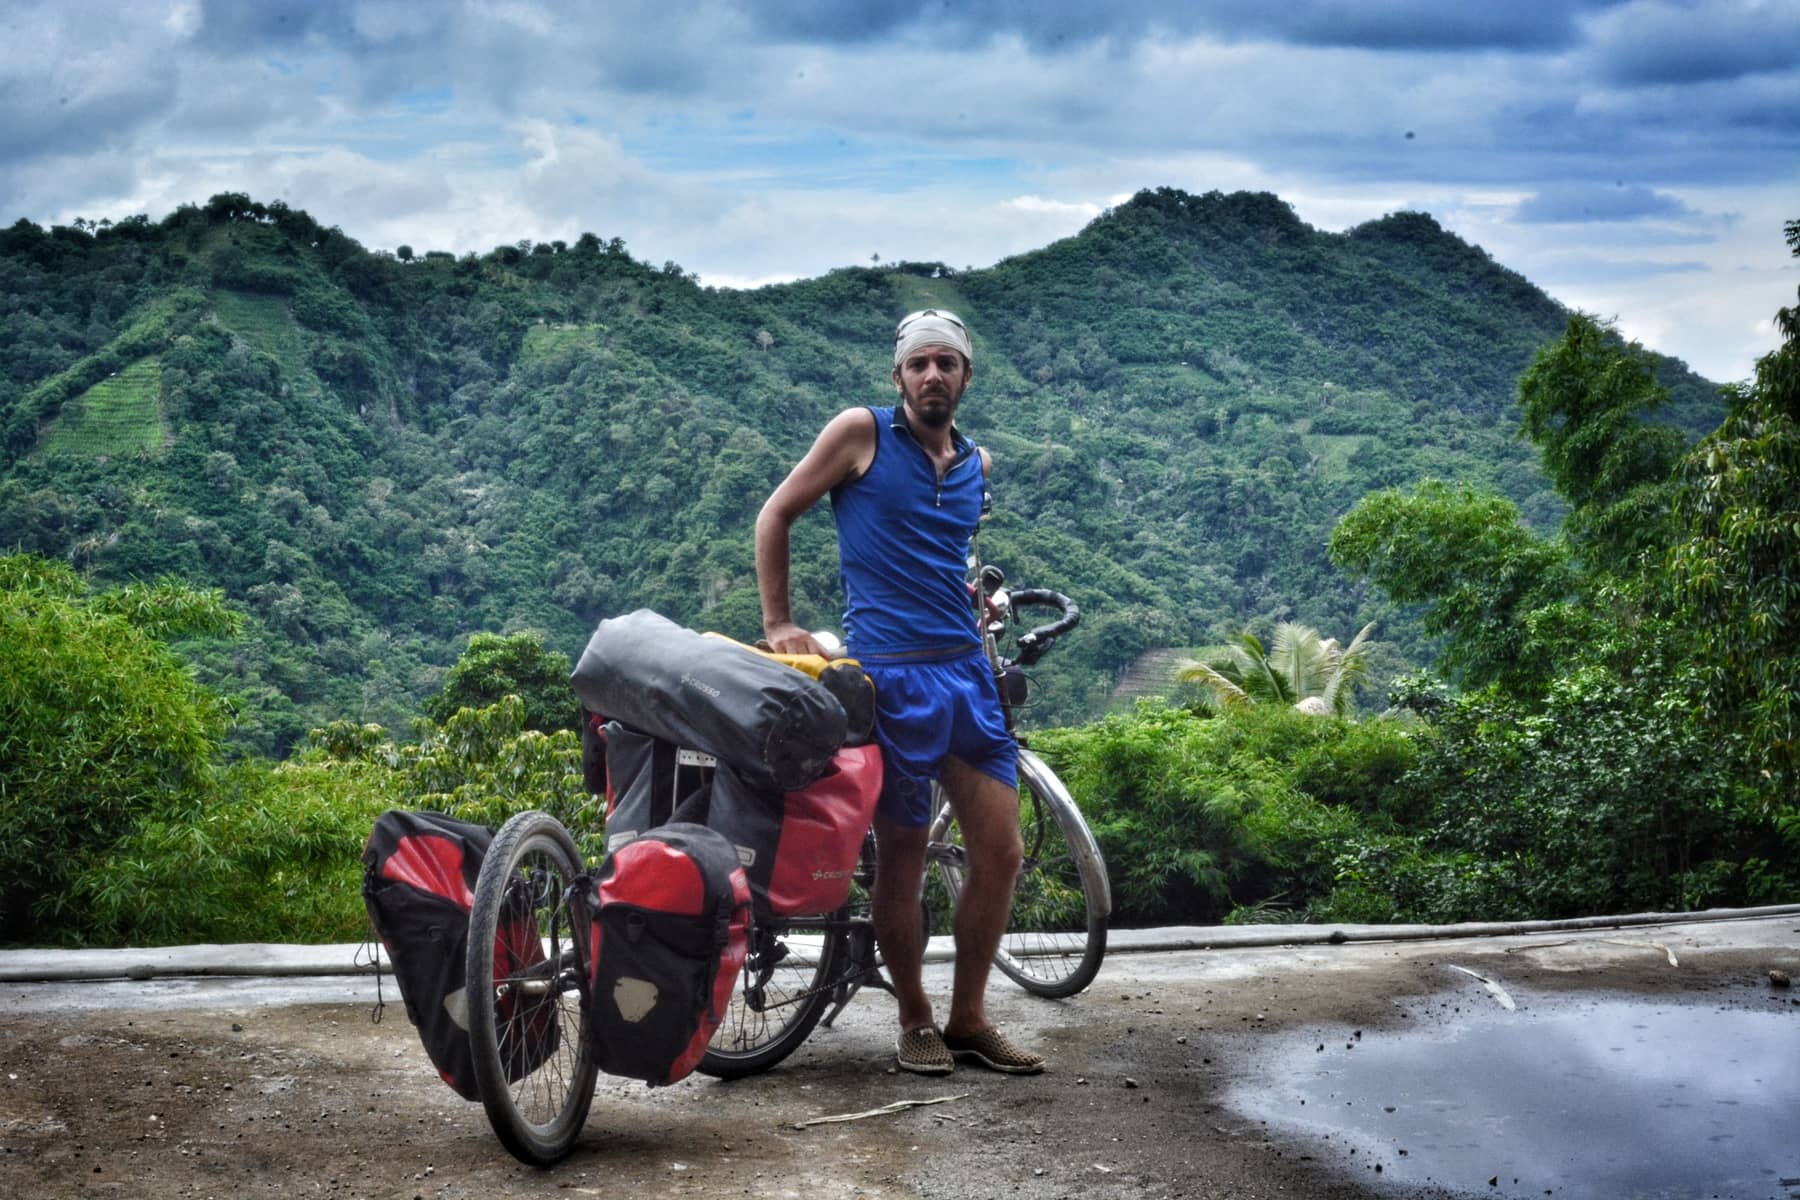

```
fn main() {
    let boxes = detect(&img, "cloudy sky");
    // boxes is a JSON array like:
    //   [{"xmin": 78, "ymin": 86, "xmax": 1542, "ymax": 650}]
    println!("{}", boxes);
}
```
[{"xmin": 5, "ymin": 0, "xmax": 1796, "ymax": 382}]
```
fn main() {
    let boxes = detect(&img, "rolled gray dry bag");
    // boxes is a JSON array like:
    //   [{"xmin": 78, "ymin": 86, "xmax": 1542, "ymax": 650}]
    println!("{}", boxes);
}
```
[{"xmin": 570, "ymin": 609, "xmax": 848, "ymax": 792}]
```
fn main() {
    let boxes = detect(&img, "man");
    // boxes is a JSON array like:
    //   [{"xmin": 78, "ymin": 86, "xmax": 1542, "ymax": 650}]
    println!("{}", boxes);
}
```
[{"xmin": 755, "ymin": 309, "xmax": 1044, "ymax": 1076}]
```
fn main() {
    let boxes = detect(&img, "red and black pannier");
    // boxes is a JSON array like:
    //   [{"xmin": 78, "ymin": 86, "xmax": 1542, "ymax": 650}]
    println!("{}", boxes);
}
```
[
  {"xmin": 706, "ymin": 743, "xmax": 883, "ymax": 917},
  {"xmin": 576, "ymin": 822, "xmax": 751, "ymax": 1086},
  {"xmin": 362, "ymin": 810, "xmax": 559, "ymax": 1099}
]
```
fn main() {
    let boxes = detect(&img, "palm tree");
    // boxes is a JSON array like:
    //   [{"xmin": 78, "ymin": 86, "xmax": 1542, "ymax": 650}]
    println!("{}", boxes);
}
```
[{"xmin": 1177, "ymin": 621, "xmax": 1378, "ymax": 717}]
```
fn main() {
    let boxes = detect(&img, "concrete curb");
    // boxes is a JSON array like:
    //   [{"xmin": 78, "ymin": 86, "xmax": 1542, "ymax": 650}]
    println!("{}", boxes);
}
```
[
  {"xmin": 0, "ymin": 942, "xmax": 385, "ymax": 983},
  {"xmin": 4, "ymin": 904, "xmax": 1796, "ymax": 984},
  {"xmin": 1099, "ymin": 903, "xmax": 1800, "ymax": 954}
]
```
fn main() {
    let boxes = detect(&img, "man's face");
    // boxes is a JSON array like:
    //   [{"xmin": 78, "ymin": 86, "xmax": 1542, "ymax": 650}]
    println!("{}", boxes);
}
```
[{"xmin": 892, "ymin": 346, "xmax": 971, "ymax": 430}]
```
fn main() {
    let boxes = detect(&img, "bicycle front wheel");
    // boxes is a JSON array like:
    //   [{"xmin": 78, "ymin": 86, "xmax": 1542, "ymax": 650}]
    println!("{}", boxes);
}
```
[
  {"xmin": 698, "ymin": 913, "xmax": 842, "ymax": 1079},
  {"xmin": 466, "ymin": 811, "xmax": 598, "ymax": 1166},
  {"xmin": 933, "ymin": 748, "xmax": 1111, "ymax": 998}
]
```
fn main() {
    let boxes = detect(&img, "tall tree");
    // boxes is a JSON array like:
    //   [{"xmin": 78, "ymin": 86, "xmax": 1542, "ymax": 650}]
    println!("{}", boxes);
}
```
[
  {"xmin": 1516, "ymin": 313, "xmax": 1687, "ymax": 569},
  {"xmin": 1667, "ymin": 220, "xmax": 1800, "ymax": 812},
  {"xmin": 1328, "ymin": 482, "xmax": 1578, "ymax": 696}
]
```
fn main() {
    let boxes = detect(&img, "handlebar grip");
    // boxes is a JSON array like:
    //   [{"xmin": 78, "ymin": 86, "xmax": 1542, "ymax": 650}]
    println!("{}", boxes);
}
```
[
  {"xmin": 1008, "ymin": 589, "xmax": 1079, "ymax": 636},
  {"xmin": 1005, "ymin": 588, "xmax": 1079, "ymax": 665}
]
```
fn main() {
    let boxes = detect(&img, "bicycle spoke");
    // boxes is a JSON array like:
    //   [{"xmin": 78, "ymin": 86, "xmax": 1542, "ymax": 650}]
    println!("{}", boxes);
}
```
[
  {"xmin": 703, "ymin": 923, "xmax": 840, "ymax": 1063},
  {"xmin": 467, "ymin": 813, "xmax": 598, "ymax": 1165}
]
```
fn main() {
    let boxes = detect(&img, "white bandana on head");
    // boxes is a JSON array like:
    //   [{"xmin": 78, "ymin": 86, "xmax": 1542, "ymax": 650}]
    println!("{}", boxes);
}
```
[{"xmin": 894, "ymin": 310, "xmax": 972, "ymax": 368}]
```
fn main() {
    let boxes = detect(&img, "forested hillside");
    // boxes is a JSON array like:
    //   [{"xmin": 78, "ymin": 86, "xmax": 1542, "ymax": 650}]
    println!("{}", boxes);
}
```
[{"xmin": 0, "ymin": 189, "xmax": 1722, "ymax": 753}]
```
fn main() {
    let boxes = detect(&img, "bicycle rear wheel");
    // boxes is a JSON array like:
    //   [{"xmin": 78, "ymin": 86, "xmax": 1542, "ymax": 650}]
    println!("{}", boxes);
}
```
[
  {"xmin": 466, "ymin": 811, "xmax": 598, "ymax": 1166},
  {"xmin": 697, "ymin": 913, "xmax": 842, "ymax": 1079},
  {"xmin": 933, "ymin": 748, "xmax": 1110, "ymax": 998}
]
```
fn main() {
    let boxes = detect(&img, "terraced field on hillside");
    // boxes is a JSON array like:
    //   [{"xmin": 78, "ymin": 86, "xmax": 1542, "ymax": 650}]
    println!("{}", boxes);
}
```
[
  {"xmin": 521, "ymin": 323, "xmax": 602, "ymax": 363},
  {"xmin": 212, "ymin": 291, "xmax": 320, "ymax": 401},
  {"xmin": 1108, "ymin": 646, "xmax": 1192, "ymax": 707},
  {"xmin": 38, "ymin": 359, "xmax": 164, "ymax": 458}
]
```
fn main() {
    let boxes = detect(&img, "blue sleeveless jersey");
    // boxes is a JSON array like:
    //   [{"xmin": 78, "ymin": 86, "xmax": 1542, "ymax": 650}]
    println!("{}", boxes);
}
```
[{"xmin": 830, "ymin": 405, "xmax": 985, "ymax": 659}]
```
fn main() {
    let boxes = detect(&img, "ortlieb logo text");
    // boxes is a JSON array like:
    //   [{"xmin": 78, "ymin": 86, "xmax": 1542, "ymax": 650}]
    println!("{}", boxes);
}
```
[{"xmin": 681, "ymin": 672, "xmax": 721, "ymax": 699}]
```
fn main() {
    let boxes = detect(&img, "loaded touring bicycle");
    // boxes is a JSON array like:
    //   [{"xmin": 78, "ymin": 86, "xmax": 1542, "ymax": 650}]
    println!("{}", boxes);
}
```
[{"xmin": 364, "ymin": 565, "xmax": 1109, "ymax": 1165}]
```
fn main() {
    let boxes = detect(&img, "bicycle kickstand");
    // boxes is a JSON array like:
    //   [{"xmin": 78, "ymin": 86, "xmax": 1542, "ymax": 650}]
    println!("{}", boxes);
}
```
[{"xmin": 820, "ymin": 927, "xmax": 895, "ymax": 1029}]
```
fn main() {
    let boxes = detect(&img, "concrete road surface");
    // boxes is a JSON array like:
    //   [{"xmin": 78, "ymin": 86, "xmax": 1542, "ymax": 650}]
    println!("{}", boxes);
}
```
[{"xmin": 2, "ymin": 910, "xmax": 1796, "ymax": 1199}]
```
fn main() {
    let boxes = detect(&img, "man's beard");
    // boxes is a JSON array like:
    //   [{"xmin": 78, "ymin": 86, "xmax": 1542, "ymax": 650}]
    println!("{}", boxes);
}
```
[
  {"xmin": 903, "ymin": 382, "xmax": 959, "ymax": 429},
  {"xmin": 912, "ymin": 399, "xmax": 953, "ymax": 429}
]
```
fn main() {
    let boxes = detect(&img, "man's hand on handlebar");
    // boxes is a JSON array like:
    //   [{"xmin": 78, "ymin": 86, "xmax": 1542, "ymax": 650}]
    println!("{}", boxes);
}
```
[{"xmin": 763, "ymin": 620, "xmax": 830, "ymax": 658}]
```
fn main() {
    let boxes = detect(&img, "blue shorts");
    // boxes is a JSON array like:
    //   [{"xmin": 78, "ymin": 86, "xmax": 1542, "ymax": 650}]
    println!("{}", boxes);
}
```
[{"xmin": 862, "ymin": 649, "xmax": 1018, "ymax": 828}]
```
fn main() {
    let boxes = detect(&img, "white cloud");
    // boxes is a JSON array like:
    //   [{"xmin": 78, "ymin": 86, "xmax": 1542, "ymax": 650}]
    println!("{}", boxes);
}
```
[
  {"xmin": 0, "ymin": 0, "xmax": 1793, "ymax": 380},
  {"xmin": 698, "ymin": 270, "xmax": 800, "ymax": 290},
  {"xmin": 164, "ymin": 1, "xmax": 202, "ymax": 38},
  {"xmin": 514, "ymin": 121, "xmax": 690, "ymax": 220},
  {"xmin": 1002, "ymin": 196, "xmax": 1103, "ymax": 219},
  {"xmin": 1471, "ymin": 182, "xmax": 1796, "ymax": 380}
]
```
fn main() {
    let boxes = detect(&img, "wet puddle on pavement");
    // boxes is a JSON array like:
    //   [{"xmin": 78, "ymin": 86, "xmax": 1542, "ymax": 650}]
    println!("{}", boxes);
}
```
[{"xmin": 1230, "ymin": 993, "xmax": 1800, "ymax": 1199}]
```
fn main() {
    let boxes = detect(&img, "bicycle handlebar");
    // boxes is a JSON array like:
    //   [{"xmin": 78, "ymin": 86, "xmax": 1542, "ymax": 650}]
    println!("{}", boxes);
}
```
[{"xmin": 1004, "ymin": 588, "xmax": 1079, "ymax": 667}]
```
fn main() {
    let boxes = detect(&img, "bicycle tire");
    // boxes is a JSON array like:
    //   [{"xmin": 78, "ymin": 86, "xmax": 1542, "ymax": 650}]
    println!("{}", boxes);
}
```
[
  {"xmin": 933, "ymin": 748, "xmax": 1111, "ymax": 998},
  {"xmin": 697, "ymin": 912, "xmax": 842, "ymax": 1079},
  {"xmin": 466, "ymin": 811, "xmax": 598, "ymax": 1166}
]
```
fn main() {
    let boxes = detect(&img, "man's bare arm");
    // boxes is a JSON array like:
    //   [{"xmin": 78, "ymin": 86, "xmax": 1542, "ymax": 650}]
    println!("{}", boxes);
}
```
[{"xmin": 756, "ymin": 409, "xmax": 875, "ymax": 655}]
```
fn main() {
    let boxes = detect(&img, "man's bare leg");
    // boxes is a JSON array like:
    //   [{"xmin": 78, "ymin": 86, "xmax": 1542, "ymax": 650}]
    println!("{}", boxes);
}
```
[
  {"xmin": 871, "ymin": 816, "xmax": 934, "ymax": 1033},
  {"xmin": 937, "ymin": 756, "xmax": 1024, "ymax": 1039}
]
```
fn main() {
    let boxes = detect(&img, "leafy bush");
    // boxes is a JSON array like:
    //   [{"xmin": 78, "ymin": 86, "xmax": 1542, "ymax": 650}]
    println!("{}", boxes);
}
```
[
  {"xmin": 421, "ymin": 630, "xmax": 578, "ymax": 734},
  {"xmin": 1337, "ymin": 669, "xmax": 1763, "ymax": 922},
  {"xmin": 1034, "ymin": 702, "xmax": 1417, "ymax": 925},
  {"xmin": 0, "ymin": 555, "xmax": 238, "ymax": 943},
  {"xmin": 64, "ymin": 757, "xmax": 400, "ymax": 945},
  {"xmin": 314, "ymin": 694, "xmax": 600, "ymax": 858},
  {"xmin": 64, "ymin": 696, "xmax": 595, "ymax": 946}
]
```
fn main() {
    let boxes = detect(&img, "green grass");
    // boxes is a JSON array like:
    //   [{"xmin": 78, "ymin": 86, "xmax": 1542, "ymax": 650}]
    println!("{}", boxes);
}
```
[
  {"xmin": 521, "ymin": 323, "xmax": 601, "ymax": 363},
  {"xmin": 891, "ymin": 274, "xmax": 968, "ymax": 311},
  {"xmin": 38, "ymin": 359, "xmax": 164, "ymax": 458},
  {"xmin": 213, "ymin": 291, "xmax": 297, "ymax": 353},
  {"xmin": 1302, "ymin": 433, "xmax": 1370, "ymax": 482}
]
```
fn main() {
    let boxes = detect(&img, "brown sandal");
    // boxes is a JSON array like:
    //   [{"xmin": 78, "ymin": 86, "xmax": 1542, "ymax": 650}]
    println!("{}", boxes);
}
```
[
  {"xmin": 942, "ymin": 1027, "xmax": 1045, "ymax": 1074},
  {"xmin": 896, "ymin": 1025, "xmax": 954, "ymax": 1075}
]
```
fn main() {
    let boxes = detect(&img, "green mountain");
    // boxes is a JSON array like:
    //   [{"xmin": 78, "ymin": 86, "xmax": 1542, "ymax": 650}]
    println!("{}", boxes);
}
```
[{"xmin": 0, "ymin": 189, "xmax": 1723, "ymax": 753}]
